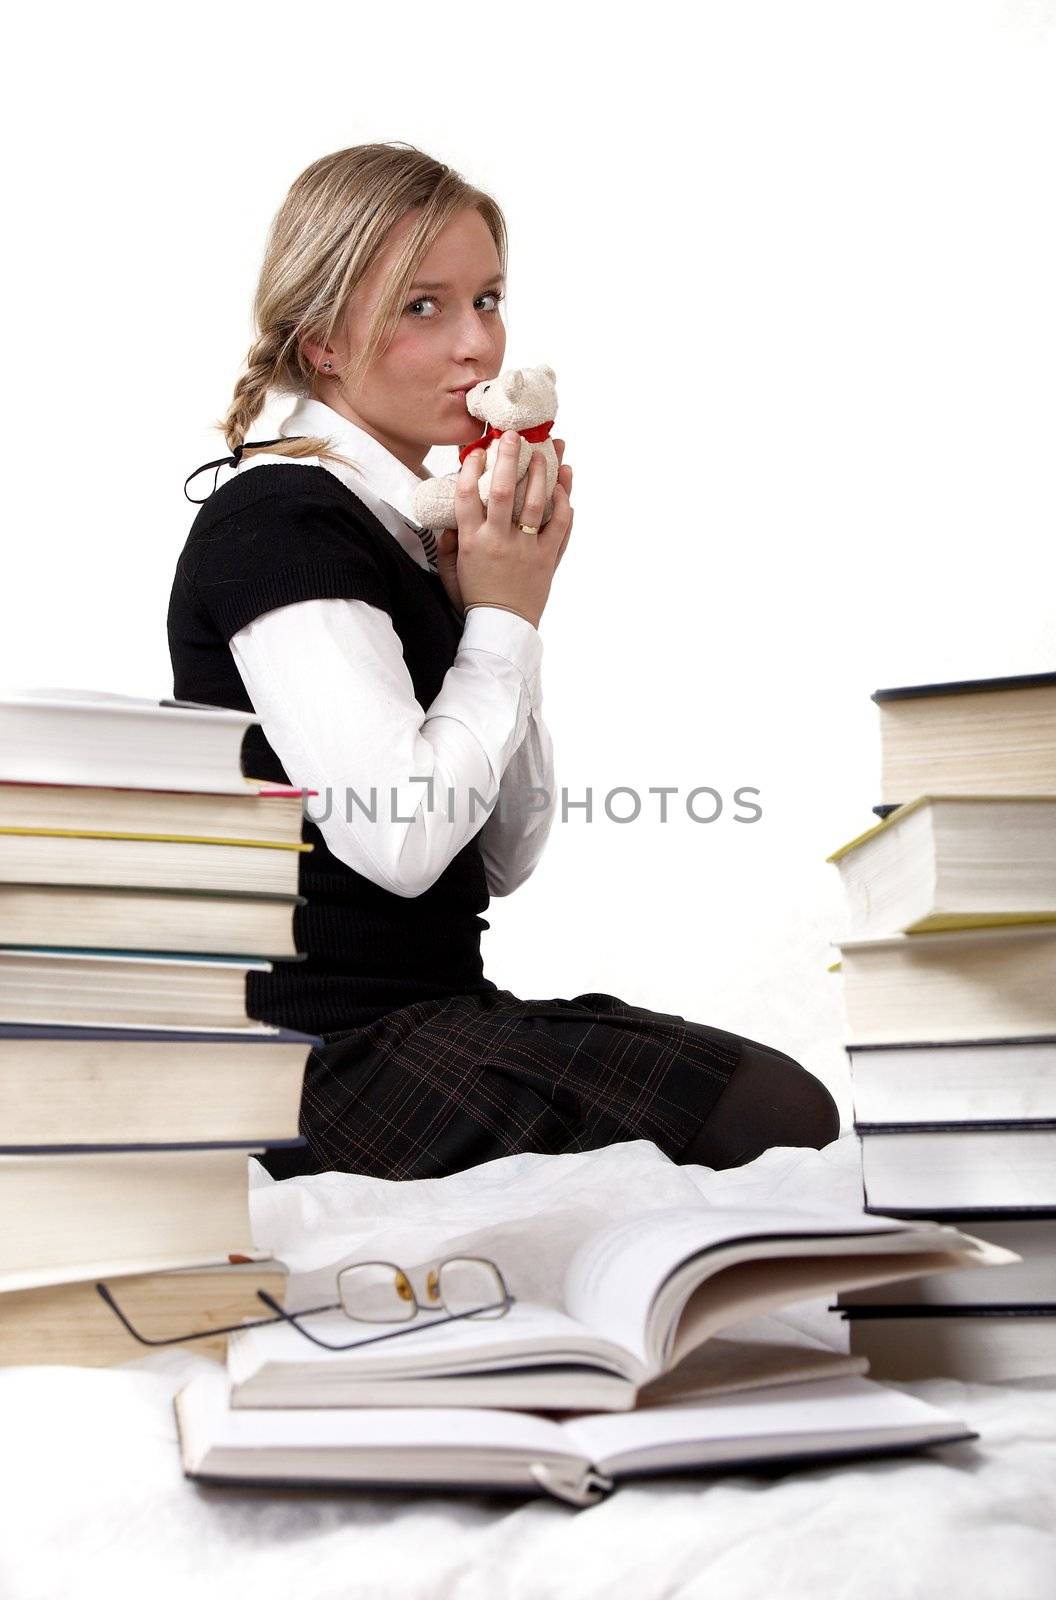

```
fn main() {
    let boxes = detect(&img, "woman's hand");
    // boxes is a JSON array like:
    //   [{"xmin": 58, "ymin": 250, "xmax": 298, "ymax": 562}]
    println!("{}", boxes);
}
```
[
  {"xmin": 433, "ymin": 522, "xmax": 465, "ymax": 617},
  {"xmin": 435, "ymin": 437, "xmax": 573, "ymax": 621}
]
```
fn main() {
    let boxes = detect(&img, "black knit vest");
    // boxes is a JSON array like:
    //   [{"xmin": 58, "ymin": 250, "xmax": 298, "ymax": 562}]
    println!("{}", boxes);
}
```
[{"xmin": 166, "ymin": 461, "xmax": 498, "ymax": 1035}]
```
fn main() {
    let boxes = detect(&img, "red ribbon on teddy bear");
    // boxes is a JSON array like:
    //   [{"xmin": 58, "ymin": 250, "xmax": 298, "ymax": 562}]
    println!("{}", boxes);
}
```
[{"xmin": 458, "ymin": 418, "xmax": 555, "ymax": 467}]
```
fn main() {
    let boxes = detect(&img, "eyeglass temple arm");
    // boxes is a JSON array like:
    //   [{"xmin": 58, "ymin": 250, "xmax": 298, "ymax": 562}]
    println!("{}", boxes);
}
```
[
  {"xmin": 93, "ymin": 1280, "xmax": 515, "ymax": 1352},
  {"xmin": 93, "ymin": 1281, "xmax": 290, "ymax": 1348},
  {"xmin": 254, "ymin": 1289, "xmax": 517, "ymax": 1353}
]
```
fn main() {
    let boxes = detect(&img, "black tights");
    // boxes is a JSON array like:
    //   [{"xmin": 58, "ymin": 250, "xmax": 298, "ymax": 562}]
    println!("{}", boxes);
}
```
[{"xmin": 682, "ymin": 1036, "xmax": 841, "ymax": 1169}]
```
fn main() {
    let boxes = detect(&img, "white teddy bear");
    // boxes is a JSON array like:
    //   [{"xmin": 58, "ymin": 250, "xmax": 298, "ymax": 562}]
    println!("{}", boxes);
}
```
[{"xmin": 414, "ymin": 363, "xmax": 559, "ymax": 532}]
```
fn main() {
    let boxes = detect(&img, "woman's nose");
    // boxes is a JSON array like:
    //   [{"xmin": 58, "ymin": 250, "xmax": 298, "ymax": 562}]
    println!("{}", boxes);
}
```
[{"xmin": 454, "ymin": 307, "xmax": 501, "ymax": 358}]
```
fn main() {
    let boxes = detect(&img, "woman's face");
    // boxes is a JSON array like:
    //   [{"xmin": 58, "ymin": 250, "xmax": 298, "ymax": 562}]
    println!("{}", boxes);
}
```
[{"xmin": 310, "ymin": 205, "xmax": 507, "ymax": 475}]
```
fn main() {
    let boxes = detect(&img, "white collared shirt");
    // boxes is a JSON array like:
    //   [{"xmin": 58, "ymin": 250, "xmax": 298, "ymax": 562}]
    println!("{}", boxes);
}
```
[{"xmin": 223, "ymin": 393, "xmax": 555, "ymax": 898}]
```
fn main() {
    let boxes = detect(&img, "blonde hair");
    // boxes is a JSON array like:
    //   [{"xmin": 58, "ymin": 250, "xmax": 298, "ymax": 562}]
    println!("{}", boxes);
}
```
[{"xmin": 216, "ymin": 142, "xmax": 508, "ymax": 468}]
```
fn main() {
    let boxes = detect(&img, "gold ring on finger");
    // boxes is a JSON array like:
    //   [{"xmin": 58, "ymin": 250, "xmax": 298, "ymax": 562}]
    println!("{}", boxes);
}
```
[{"xmin": 516, "ymin": 521, "xmax": 541, "ymax": 536}]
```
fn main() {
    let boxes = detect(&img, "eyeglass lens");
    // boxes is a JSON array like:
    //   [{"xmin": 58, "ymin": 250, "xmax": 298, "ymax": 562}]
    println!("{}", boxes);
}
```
[
  {"xmin": 337, "ymin": 1258, "xmax": 507, "ymax": 1323},
  {"xmin": 438, "ymin": 1258, "xmax": 507, "ymax": 1319},
  {"xmin": 337, "ymin": 1263, "xmax": 417, "ymax": 1323}
]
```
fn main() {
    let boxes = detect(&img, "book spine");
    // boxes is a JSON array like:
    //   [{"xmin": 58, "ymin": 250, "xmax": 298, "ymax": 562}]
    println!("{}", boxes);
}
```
[{"xmin": 527, "ymin": 1462, "xmax": 613, "ymax": 1506}]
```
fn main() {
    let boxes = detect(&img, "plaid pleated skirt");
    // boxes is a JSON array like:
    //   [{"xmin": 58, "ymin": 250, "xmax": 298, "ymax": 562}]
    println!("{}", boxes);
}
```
[{"xmin": 257, "ymin": 986, "xmax": 763, "ymax": 1182}]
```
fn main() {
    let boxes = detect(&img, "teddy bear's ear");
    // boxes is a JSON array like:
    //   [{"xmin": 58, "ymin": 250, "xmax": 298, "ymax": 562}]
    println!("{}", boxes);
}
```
[
  {"xmin": 540, "ymin": 364, "xmax": 557, "ymax": 383},
  {"xmin": 506, "ymin": 370, "xmax": 525, "ymax": 399}
]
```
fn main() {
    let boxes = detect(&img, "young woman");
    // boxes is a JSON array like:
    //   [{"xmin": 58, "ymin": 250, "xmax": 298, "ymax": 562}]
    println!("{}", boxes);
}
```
[{"xmin": 168, "ymin": 141, "xmax": 840, "ymax": 1182}]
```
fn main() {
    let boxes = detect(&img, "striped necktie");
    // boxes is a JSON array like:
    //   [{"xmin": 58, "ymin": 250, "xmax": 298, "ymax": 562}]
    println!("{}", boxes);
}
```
[{"xmin": 400, "ymin": 514, "xmax": 440, "ymax": 572}]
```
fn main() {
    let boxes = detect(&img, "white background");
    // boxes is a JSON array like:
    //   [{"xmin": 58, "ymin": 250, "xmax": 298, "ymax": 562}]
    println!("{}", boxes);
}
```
[{"xmin": 3, "ymin": 0, "xmax": 1054, "ymax": 1119}]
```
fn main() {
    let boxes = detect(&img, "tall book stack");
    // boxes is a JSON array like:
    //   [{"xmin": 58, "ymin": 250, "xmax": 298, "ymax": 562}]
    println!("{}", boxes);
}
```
[
  {"xmin": 0, "ymin": 689, "xmax": 322, "ymax": 1365},
  {"xmin": 824, "ymin": 670, "xmax": 1056, "ymax": 1382}
]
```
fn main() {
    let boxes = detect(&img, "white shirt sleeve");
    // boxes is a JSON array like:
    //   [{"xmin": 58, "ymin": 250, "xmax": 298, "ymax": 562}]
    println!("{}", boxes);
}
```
[
  {"xmin": 228, "ymin": 598, "xmax": 553, "ymax": 899},
  {"xmin": 475, "ymin": 657, "xmax": 556, "ymax": 897}
]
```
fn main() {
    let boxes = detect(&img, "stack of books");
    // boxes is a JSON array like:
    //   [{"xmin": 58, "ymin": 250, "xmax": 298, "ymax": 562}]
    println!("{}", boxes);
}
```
[
  {"xmin": 174, "ymin": 1194, "xmax": 1020, "ymax": 1501},
  {"xmin": 0, "ymin": 688, "xmax": 322, "ymax": 1365},
  {"xmin": 825, "ymin": 669, "xmax": 1056, "ymax": 1381}
]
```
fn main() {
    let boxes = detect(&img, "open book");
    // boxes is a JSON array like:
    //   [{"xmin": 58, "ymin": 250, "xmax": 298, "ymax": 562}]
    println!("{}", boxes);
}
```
[
  {"xmin": 176, "ymin": 1367, "xmax": 979, "ymax": 1506},
  {"xmin": 226, "ymin": 1201, "xmax": 1018, "ymax": 1413}
]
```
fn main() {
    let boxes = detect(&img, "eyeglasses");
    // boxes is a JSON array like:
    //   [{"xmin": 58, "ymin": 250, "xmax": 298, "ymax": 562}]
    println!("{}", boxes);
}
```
[{"xmin": 94, "ymin": 1256, "xmax": 514, "ymax": 1353}]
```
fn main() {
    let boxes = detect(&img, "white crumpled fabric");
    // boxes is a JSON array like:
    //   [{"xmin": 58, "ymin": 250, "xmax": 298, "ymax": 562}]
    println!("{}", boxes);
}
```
[
  {"xmin": 1, "ymin": 1134, "xmax": 1054, "ymax": 1600},
  {"xmin": 246, "ymin": 1133, "xmax": 864, "ymax": 1322}
]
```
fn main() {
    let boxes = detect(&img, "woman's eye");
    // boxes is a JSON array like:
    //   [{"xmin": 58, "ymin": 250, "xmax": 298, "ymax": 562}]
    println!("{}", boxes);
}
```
[{"xmin": 405, "ymin": 290, "xmax": 505, "ymax": 318}]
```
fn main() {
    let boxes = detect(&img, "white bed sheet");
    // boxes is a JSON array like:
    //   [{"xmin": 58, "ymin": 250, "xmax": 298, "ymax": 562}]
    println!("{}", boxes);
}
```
[{"xmin": 2, "ymin": 1133, "xmax": 1054, "ymax": 1600}]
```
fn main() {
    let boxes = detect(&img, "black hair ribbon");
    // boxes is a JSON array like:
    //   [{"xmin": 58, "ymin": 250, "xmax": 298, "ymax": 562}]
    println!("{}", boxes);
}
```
[{"xmin": 183, "ymin": 437, "xmax": 308, "ymax": 504}]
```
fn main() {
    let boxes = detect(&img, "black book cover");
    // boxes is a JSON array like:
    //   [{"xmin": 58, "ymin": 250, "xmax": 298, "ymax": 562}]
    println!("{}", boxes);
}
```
[
  {"xmin": 862, "ymin": 1204, "xmax": 1056, "ymax": 1221},
  {"xmin": 872, "ymin": 669, "xmax": 1056, "ymax": 703},
  {"xmin": 831, "ymin": 1304, "xmax": 1056, "ymax": 1319},
  {"xmin": 0, "ymin": 1137, "xmax": 307, "ymax": 1154},
  {"xmin": 847, "ymin": 1035, "xmax": 1056, "ymax": 1052},
  {"xmin": 855, "ymin": 1119, "xmax": 1056, "ymax": 1133},
  {"xmin": 0, "ymin": 1021, "xmax": 322, "ymax": 1045}
]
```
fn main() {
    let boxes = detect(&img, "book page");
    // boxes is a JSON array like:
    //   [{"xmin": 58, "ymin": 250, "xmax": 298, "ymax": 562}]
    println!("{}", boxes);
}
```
[
  {"xmin": 636, "ymin": 1338, "xmax": 869, "ymax": 1406},
  {"xmin": 182, "ymin": 1367, "xmax": 576, "ymax": 1455},
  {"xmin": 562, "ymin": 1203, "xmax": 938, "ymax": 1373},
  {"xmin": 663, "ymin": 1248, "xmax": 979, "ymax": 1370},
  {"xmin": 560, "ymin": 1375, "xmax": 970, "ymax": 1474},
  {"xmin": 227, "ymin": 1297, "xmax": 638, "ymax": 1383}
]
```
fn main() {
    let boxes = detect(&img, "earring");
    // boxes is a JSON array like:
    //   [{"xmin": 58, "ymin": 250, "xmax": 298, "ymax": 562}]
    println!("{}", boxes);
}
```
[{"xmin": 323, "ymin": 361, "xmax": 333, "ymax": 371}]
